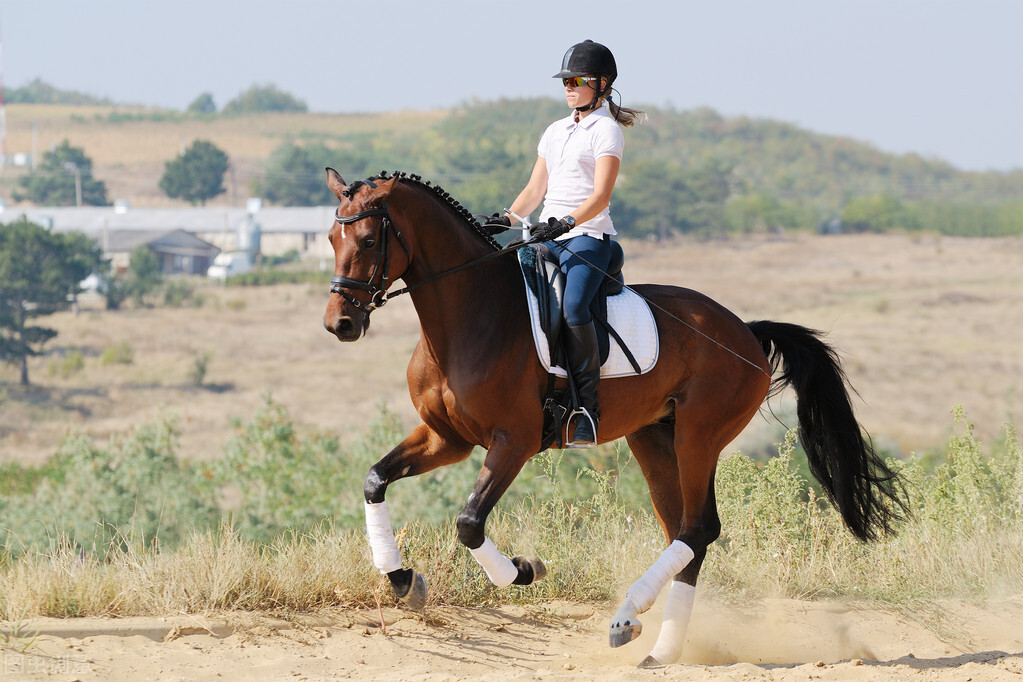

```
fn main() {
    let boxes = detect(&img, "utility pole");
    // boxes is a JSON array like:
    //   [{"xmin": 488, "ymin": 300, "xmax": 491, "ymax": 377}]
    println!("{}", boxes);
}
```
[
  {"xmin": 0, "ymin": 14, "xmax": 7, "ymax": 175},
  {"xmin": 65, "ymin": 162, "xmax": 82, "ymax": 207}
]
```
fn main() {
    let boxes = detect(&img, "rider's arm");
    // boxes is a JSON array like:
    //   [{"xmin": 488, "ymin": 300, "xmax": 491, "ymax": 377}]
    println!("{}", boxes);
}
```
[
  {"xmin": 506, "ymin": 156, "xmax": 548, "ymax": 224},
  {"xmin": 566, "ymin": 154, "xmax": 620, "ymax": 227}
]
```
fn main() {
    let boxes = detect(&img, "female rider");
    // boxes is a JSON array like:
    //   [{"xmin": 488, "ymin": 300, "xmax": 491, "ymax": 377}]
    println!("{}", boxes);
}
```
[{"xmin": 504, "ymin": 39, "xmax": 644, "ymax": 448}]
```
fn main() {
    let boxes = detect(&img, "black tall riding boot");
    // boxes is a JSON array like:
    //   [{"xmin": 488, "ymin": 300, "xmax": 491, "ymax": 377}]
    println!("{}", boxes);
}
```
[{"xmin": 565, "ymin": 321, "xmax": 601, "ymax": 447}]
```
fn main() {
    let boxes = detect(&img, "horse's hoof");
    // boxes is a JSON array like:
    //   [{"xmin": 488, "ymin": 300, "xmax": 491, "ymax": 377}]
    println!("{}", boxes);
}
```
[
  {"xmin": 638, "ymin": 655, "xmax": 664, "ymax": 668},
  {"xmin": 403, "ymin": 572, "xmax": 428, "ymax": 611},
  {"xmin": 511, "ymin": 556, "xmax": 547, "ymax": 585},
  {"xmin": 608, "ymin": 618, "xmax": 642, "ymax": 648}
]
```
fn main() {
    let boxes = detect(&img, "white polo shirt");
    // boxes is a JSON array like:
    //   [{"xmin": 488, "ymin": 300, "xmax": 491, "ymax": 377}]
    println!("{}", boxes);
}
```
[{"xmin": 537, "ymin": 104, "xmax": 624, "ymax": 238}]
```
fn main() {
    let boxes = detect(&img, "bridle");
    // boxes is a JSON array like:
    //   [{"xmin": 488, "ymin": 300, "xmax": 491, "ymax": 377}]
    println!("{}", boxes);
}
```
[
  {"xmin": 329, "ymin": 201, "xmax": 528, "ymax": 311},
  {"xmin": 329, "ymin": 204, "xmax": 411, "ymax": 311}
]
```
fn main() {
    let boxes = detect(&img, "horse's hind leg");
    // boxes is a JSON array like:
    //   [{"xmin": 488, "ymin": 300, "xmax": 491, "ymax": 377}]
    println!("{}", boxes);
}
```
[
  {"xmin": 612, "ymin": 421, "xmax": 722, "ymax": 665},
  {"xmin": 363, "ymin": 423, "xmax": 474, "ymax": 609},
  {"xmin": 640, "ymin": 473, "xmax": 720, "ymax": 667},
  {"xmin": 610, "ymin": 424, "xmax": 692, "ymax": 647}
]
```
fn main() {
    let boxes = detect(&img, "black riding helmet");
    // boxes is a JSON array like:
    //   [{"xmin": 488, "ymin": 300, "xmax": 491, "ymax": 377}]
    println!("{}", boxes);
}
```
[{"xmin": 553, "ymin": 40, "xmax": 617, "ymax": 112}]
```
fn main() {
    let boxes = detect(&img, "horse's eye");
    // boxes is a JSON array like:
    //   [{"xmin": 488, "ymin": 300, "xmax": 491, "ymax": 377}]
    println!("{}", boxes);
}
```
[{"xmin": 361, "ymin": 238, "xmax": 376, "ymax": 249}]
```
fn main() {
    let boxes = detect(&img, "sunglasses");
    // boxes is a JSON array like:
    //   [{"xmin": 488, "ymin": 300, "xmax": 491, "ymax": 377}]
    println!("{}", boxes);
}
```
[{"xmin": 562, "ymin": 76, "xmax": 597, "ymax": 88}]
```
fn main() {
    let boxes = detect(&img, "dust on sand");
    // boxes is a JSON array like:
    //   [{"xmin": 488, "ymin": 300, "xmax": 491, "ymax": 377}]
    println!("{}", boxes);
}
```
[{"xmin": 4, "ymin": 596, "xmax": 1021, "ymax": 681}]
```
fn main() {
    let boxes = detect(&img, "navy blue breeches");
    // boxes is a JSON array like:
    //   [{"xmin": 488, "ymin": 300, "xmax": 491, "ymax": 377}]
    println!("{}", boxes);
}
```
[{"xmin": 544, "ymin": 235, "xmax": 612, "ymax": 327}]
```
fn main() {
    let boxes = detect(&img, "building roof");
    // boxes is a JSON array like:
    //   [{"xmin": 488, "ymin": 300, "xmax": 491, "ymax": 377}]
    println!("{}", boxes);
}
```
[
  {"xmin": 2, "ymin": 206, "xmax": 338, "ymax": 235},
  {"xmin": 102, "ymin": 229, "xmax": 220, "ymax": 255}
]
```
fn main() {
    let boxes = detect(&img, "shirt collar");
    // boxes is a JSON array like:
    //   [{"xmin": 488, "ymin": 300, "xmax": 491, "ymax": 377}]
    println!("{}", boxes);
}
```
[{"xmin": 561, "ymin": 102, "xmax": 612, "ymax": 130}]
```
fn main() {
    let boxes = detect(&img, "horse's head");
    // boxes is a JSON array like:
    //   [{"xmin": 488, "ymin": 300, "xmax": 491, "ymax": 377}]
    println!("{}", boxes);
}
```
[{"xmin": 323, "ymin": 168, "xmax": 411, "ymax": 342}]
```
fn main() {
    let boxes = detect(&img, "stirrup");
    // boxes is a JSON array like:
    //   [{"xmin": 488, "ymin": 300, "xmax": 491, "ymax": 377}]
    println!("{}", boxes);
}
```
[{"xmin": 565, "ymin": 408, "xmax": 597, "ymax": 448}]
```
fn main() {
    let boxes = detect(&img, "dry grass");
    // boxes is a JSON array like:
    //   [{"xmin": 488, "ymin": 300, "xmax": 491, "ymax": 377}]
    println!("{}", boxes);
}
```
[
  {"xmin": 2, "ymin": 103, "xmax": 447, "ymax": 207},
  {"xmin": 3, "ymin": 233, "xmax": 1019, "ymax": 467},
  {"xmin": 0, "ymin": 528, "xmax": 381, "ymax": 618},
  {"xmin": 2, "ymin": 421, "xmax": 1019, "ymax": 619}
]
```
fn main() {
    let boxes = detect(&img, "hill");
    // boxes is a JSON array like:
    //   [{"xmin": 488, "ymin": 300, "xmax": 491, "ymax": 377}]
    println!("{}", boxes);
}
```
[
  {"xmin": 1, "ymin": 97, "xmax": 1020, "ymax": 235},
  {"xmin": 5, "ymin": 78, "xmax": 115, "ymax": 106}
]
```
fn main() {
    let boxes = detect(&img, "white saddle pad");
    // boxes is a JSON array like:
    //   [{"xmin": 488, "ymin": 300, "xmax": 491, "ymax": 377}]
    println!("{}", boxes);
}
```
[{"xmin": 523, "ymin": 284, "xmax": 659, "ymax": 378}]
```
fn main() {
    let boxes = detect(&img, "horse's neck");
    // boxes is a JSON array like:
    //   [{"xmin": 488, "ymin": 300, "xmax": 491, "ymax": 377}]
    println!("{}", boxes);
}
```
[
  {"xmin": 399, "ymin": 207, "xmax": 522, "ymax": 357},
  {"xmin": 409, "ymin": 252, "xmax": 521, "ymax": 342}
]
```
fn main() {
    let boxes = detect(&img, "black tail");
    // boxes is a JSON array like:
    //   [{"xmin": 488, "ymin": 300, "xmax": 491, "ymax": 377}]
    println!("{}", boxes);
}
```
[{"xmin": 748, "ymin": 320, "xmax": 909, "ymax": 541}]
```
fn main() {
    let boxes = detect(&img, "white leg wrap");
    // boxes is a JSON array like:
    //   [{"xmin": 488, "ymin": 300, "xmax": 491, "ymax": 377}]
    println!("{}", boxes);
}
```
[
  {"xmin": 468, "ymin": 536, "xmax": 519, "ymax": 587},
  {"xmin": 364, "ymin": 501, "xmax": 403, "ymax": 574},
  {"xmin": 625, "ymin": 540, "xmax": 695, "ymax": 615},
  {"xmin": 648, "ymin": 580, "xmax": 696, "ymax": 664}
]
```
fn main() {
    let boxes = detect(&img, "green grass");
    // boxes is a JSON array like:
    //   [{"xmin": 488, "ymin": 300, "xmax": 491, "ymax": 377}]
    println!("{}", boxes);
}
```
[{"xmin": 0, "ymin": 401, "xmax": 1020, "ymax": 620}]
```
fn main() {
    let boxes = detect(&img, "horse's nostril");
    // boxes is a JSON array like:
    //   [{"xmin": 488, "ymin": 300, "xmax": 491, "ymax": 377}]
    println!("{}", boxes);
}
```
[{"xmin": 337, "ymin": 318, "xmax": 355, "ymax": 335}]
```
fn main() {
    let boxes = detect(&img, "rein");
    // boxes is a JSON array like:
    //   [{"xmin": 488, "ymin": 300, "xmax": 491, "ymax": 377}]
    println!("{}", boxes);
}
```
[
  {"xmin": 329, "ymin": 205, "xmax": 533, "ymax": 311},
  {"xmin": 548, "ymin": 240, "xmax": 773, "ymax": 379},
  {"xmin": 329, "ymin": 180, "xmax": 769, "ymax": 378}
]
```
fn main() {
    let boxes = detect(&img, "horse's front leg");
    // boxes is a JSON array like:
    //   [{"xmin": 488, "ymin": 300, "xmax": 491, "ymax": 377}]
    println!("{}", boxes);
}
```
[
  {"xmin": 363, "ymin": 423, "xmax": 473, "ymax": 609},
  {"xmin": 456, "ymin": 433, "xmax": 547, "ymax": 587}
]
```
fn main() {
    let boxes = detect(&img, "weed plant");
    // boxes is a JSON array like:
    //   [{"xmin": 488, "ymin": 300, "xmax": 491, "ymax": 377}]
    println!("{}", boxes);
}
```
[
  {"xmin": 0, "ymin": 402, "xmax": 1019, "ymax": 620},
  {"xmin": 226, "ymin": 269, "xmax": 324, "ymax": 286},
  {"xmin": 99, "ymin": 342, "xmax": 134, "ymax": 366},
  {"xmin": 46, "ymin": 350, "xmax": 84, "ymax": 379}
]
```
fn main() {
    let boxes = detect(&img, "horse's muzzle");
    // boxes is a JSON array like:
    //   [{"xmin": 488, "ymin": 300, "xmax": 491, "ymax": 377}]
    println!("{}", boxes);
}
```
[{"xmin": 324, "ymin": 311, "xmax": 368, "ymax": 342}]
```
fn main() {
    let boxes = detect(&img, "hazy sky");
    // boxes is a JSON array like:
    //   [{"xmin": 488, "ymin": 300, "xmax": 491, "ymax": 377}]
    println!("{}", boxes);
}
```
[{"xmin": 3, "ymin": 0, "xmax": 1021, "ymax": 171}]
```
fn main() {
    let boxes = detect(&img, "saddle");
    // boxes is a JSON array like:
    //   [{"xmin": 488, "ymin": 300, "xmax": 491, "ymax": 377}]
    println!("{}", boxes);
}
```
[
  {"xmin": 519, "ymin": 242, "xmax": 634, "ymax": 372},
  {"xmin": 518, "ymin": 242, "xmax": 656, "ymax": 449}
]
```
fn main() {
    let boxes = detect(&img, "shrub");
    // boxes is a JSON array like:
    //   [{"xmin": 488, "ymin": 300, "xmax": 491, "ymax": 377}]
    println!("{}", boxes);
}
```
[
  {"xmin": 47, "ymin": 349, "xmax": 84, "ymax": 378},
  {"xmin": 189, "ymin": 352, "xmax": 211, "ymax": 386},
  {"xmin": 226, "ymin": 269, "xmax": 323, "ymax": 286},
  {"xmin": 1, "ymin": 404, "xmax": 1019, "ymax": 618},
  {"xmin": 0, "ymin": 417, "xmax": 220, "ymax": 555},
  {"xmin": 211, "ymin": 395, "xmax": 390, "ymax": 541},
  {"xmin": 100, "ymin": 342, "xmax": 134, "ymax": 366},
  {"xmin": 162, "ymin": 280, "xmax": 200, "ymax": 307}
]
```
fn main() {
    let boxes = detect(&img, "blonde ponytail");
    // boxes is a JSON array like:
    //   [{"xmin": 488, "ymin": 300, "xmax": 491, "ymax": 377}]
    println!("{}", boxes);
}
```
[{"xmin": 608, "ymin": 99, "xmax": 645, "ymax": 127}]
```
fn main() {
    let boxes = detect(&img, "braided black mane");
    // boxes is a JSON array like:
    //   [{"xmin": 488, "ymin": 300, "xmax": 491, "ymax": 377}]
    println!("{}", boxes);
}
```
[{"xmin": 361, "ymin": 170, "xmax": 502, "ymax": 252}]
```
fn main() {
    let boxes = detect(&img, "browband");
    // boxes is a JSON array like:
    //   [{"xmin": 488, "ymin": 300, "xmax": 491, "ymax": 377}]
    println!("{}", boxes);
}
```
[{"xmin": 335, "ymin": 206, "xmax": 388, "ymax": 224}]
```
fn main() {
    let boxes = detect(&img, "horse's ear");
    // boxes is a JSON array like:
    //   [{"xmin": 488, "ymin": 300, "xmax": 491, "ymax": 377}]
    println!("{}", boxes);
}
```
[
  {"xmin": 377, "ymin": 174, "xmax": 399, "ymax": 194},
  {"xmin": 326, "ymin": 167, "xmax": 347, "ymax": 199}
]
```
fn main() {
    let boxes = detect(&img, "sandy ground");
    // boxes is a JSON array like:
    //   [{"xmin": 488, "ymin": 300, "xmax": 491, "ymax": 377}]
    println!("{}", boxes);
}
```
[{"xmin": 3, "ymin": 596, "xmax": 1022, "ymax": 681}]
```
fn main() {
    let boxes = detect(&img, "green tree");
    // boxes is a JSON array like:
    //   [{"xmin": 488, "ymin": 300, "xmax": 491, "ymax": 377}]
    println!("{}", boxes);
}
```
[
  {"xmin": 13, "ymin": 140, "xmax": 109, "ymax": 206},
  {"xmin": 187, "ymin": 92, "xmax": 217, "ymax": 114},
  {"xmin": 103, "ymin": 245, "xmax": 163, "ymax": 310},
  {"xmin": 222, "ymin": 84, "xmax": 307, "ymax": 114},
  {"xmin": 126, "ymin": 245, "xmax": 163, "ymax": 306},
  {"xmin": 616, "ymin": 160, "xmax": 733, "ymax": 239},
  {"xmin": 0, "ymin": 219, "xmax": 103, "ymax": 385},
  {"xmin": 255, "ymin": 142, "xmax": 337, "ymax": 206},
  {"xmin": 159, "ymin": 140, "xmax": 229, "ymax": 206}
]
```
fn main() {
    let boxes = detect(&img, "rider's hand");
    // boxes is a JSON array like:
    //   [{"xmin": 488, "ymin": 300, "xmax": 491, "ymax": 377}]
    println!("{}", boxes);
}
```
[
  {"xmin": 473, "ymin": 213, "xmax": 512, "ymax": 235},
  {"xmin": 529, "ymin": 216, "xmax": 574, "ymax": 241}
]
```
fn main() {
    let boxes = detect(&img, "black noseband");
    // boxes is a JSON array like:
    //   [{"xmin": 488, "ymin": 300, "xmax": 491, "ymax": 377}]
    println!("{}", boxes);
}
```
[{"xmin": 329, "ymin": 204, "xmax": 411, "ymax": 311}]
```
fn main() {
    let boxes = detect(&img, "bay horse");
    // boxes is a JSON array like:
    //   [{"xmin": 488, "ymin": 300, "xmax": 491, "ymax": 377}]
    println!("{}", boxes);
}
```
[{"xmin": 322, "ymin": 169, "xmax": 907, "ymax": 666}]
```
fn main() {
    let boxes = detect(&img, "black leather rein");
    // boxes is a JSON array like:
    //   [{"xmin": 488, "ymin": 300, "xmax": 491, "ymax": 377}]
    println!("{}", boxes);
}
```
[{"xmin": 329, "ymin": 204, "xmax": 541, "ymax": 311}]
